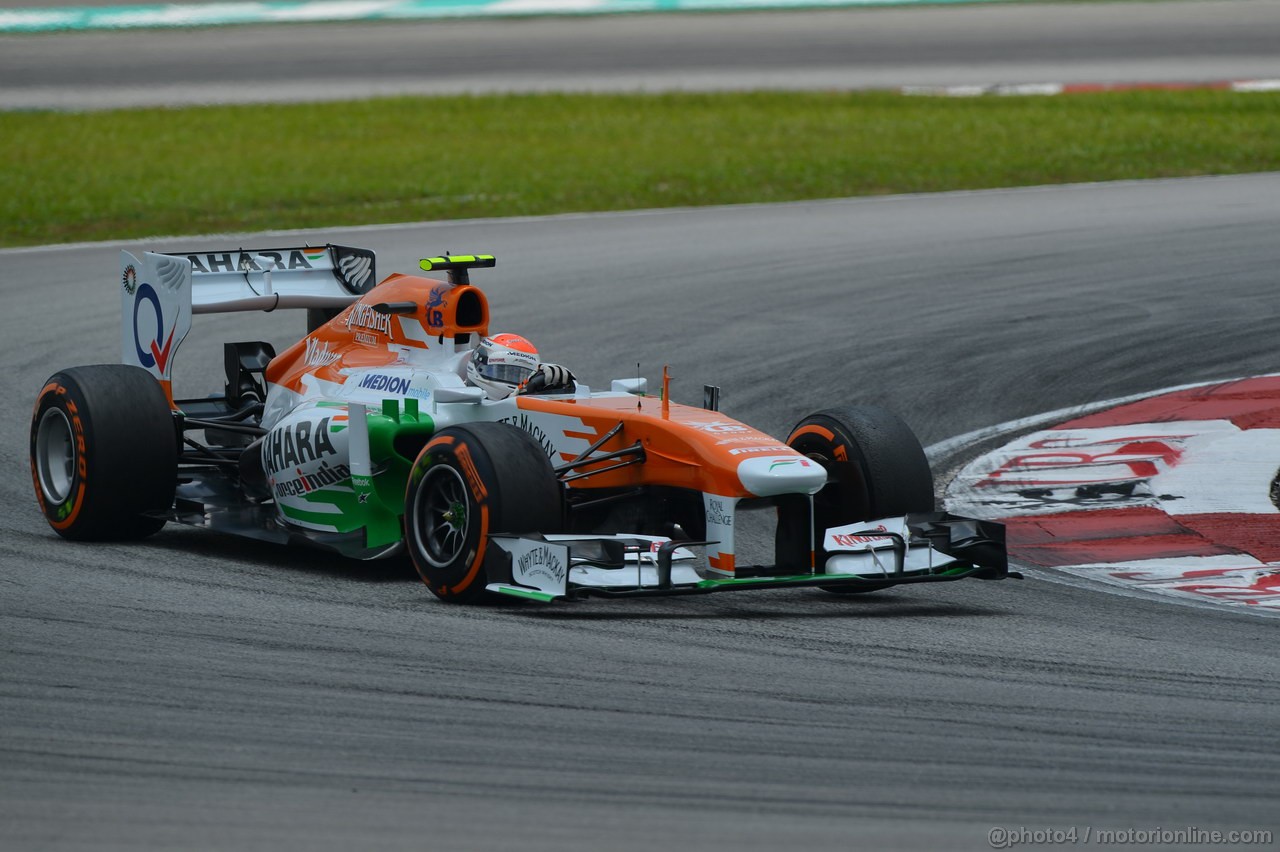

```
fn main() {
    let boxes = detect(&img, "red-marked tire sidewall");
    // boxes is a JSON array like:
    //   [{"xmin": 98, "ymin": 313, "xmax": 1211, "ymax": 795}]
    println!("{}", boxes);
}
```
[
  {"xmin": 29, "ymin": 365, "xmax": 177, "ymax": 541},
  {"xmin": 405, "ymin": 423, "xmax": 562, "ymax": 603}
]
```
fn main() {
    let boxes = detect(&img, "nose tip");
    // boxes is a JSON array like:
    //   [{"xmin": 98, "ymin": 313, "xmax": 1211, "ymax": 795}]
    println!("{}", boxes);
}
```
[{"xmin": 736, "ymin": 454, "xmax": 828, "ymax": 497}]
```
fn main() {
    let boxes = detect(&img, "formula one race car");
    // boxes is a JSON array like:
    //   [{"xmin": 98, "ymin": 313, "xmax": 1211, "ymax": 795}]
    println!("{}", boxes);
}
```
[{"xmin": 30, "ymin": 245, "xmax": 1009, "ymax": 603}]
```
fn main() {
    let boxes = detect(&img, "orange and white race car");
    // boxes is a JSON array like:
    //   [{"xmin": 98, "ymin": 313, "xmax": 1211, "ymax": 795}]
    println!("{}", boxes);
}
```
[{"xmin": 30, "ymin": 246, "xmax": 1009, "ymax": 603}]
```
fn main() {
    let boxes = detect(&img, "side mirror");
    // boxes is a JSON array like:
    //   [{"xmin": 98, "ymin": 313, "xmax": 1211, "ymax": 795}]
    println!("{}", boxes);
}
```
[
  {"xmin": 433, "ymin": 386, "xmax": 487, "ymax": 404},
  {"xmin": 611, "ymin": 377, "xmax": 648, "ymax": 396}
]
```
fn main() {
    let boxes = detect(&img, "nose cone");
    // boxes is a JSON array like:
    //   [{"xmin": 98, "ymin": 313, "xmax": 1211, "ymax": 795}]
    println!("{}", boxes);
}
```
[{"xmin": 736, "ymin": 455, "xmax": 827, "ymax": 497}]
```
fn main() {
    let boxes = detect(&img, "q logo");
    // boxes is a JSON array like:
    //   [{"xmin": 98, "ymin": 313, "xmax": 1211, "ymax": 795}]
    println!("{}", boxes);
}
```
[{"xmin": 133, "ymin": 282, "xmax": 176, "ymax": 372}]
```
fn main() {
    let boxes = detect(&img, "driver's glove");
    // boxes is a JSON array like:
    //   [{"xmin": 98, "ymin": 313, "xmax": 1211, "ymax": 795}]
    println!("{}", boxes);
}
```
[
  {"xmin": 520, "ymin": 363, "xmax": 576, "ymax": 394},
  {"xmin": 534, "ymin": 363, "xmax": 574, "ymax": 389}
]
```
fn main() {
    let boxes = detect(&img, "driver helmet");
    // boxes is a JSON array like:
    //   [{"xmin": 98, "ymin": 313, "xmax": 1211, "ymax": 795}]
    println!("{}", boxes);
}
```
[{"xmin": 466, "ymin": 333, "xmax": 539, "ymax": 400}]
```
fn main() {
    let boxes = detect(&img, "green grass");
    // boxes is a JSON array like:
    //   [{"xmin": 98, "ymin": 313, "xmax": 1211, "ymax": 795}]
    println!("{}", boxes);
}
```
[{"xmin": 2, "ymin": 90, "xmax": 1277, "ymax": 247}]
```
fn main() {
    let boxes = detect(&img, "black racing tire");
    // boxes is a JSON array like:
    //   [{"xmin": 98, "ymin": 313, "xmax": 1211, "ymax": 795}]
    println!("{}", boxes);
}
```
[
  {"xmin": 774, "ymin": 405, "xmax": 934, "ymax": 592},
  {"xmin": 30, "ymin": 365, "xmax": 177, "ymax": 541},
  {"xmin": 405, "ymin": 422, "xmax": 564, "ymax": 603}
]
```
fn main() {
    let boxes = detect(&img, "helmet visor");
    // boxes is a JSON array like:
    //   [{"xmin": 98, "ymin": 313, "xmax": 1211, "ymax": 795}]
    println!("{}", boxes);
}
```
[{"xmin": 479, "ymin": 362, "xmax": 534, "ymax": 386}]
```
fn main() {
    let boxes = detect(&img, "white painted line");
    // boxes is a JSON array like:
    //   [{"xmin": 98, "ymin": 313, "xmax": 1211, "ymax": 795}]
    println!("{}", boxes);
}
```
[
  {"xmin": 924, "ymin": 375, "xmax": 1267, "ymax": 465},
  {"xmin": 0, "ymin": 0, "xmax": 1015, "ymax": 33},
  {"xmin": 1233, "ymin": 79, "xmax": 1280, "ymax": 92},
  {"xmin": 904, "ymin": 80, "xmax": 1280, "ymax": 97}
]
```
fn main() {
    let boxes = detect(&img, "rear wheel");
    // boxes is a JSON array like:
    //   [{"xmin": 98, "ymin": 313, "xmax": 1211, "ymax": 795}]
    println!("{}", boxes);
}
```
[
  {"xmin": 774, "ymin": 405, "xmax": 934, "ymax": 592},
  {"xmin": 30, "ymin": 365, "xmax": 177, "ymax": 541},
  {"xmin": 405, "ymin": 423, "xmax": 563, "ymax": 603}
]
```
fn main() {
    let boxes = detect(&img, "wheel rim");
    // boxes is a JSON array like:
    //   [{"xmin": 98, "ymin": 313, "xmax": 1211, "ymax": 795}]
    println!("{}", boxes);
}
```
[
  {"xmin": 35, "ymin": 407, "xmax": 76, "ymax": 505},
  {"xmin": 413, "ymin": 464, "xmax": 471, "ymax": 569}
]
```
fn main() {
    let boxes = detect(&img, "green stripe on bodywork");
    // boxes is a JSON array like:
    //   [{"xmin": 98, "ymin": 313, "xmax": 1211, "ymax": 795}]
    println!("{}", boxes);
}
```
[
  {"xmin": 487, "ymin": 585, "xmax": 559, "ymax": 603},
  {"xmin": 277, "ymin": 400, "xmax": 434, "ymax": 546},
  {"xmin": 361, "ymin": 401, "xmax": 435, "ymax": 547},
  {"xmin": 937, "ymin": 565, "xmax": 975, "ymax": 576},
  {"xmin": 279, "ymin": 489, "xmax": 362, "ymax": 531}
]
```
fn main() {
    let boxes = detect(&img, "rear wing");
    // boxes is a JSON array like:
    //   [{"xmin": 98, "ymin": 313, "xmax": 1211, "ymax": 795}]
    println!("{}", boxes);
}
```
[
  {"xmin": 120, "ymin": 244, "xmax": 376, "ymax": 401},
  {"xmin": 163, "ymin": 244, "xmax": 375, "ymax": 314}
]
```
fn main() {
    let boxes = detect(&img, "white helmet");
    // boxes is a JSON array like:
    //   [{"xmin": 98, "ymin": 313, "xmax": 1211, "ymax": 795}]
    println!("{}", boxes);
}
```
[{"xmin": 466, "ymin": 333, "xmax": 539, "ymax": 400}]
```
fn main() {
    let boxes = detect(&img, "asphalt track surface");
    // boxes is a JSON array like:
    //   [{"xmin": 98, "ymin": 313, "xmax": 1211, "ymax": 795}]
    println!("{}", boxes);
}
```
[
  {"xmin": 3, "ymin": 174, "xmax": 1280, "ymax": 850},
  {"xmin": 3, "ymin": 0, "xmax": 1280, "ymax": 109}
]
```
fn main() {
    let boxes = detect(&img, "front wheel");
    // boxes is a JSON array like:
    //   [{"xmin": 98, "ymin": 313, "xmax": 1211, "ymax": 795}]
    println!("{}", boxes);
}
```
[
  {"xmin": 774, "ymin": 405, "xmax": 934, "ymax": 591},
  {"xmin": 30, "ymin": 365, "xmax": 177, "ymax": 541},
  {"xmin": 405, "ymin": 423, "xmax": 563, "ymax": 603}
]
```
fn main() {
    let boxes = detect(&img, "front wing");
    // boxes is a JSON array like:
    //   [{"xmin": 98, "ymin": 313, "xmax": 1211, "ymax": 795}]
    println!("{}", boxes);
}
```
[{"xmin": 484, "ymin": 513, "xmax": 1012, "ymax": 603}]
